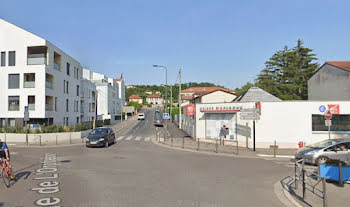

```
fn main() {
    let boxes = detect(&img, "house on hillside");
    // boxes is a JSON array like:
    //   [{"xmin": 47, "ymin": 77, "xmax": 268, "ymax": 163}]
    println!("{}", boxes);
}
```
[
  {"xmin": 180, "ymin": 87, "xmax": 235, "ymax": 106},
  {"xmin": 146, "ymin": 94, "xmax": 163, "ymax": 107},
  {"xmin": 308, "ymin": 61, "xmax": 350, "ymax": 100},
  {"xmin": 129, "ymin": 94, "xmax": 143, "ymax": 104}
]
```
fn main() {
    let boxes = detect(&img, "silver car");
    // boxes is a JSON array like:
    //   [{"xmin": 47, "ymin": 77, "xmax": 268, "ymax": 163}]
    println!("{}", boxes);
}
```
[{"xmin": 295, "ymin": 139, "xmax": 350, "ymax": 165}]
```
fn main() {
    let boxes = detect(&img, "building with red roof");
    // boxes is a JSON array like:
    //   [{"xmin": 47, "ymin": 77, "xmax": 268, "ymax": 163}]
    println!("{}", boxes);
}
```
[
  {"xmin": 146, "ymin": 94, "xmax": 163, "ymax": 106},
  {"xmin": 180, "ymin": 87, "xmax": 236, "ymax": 106},
  {"xmin": 129, "ymin": 94, "xmax": 143, "ymax": 104}
]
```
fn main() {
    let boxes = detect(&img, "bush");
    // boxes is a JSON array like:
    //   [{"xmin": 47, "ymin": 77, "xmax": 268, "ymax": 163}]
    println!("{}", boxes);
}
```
[
  {"xmin": 96, "ymin": 120, "xmax": 104, "ymax": 127},
  {"xmin": 103, "ymin": 119, "xmax": 111, "ymax": 126},
  {"xmin": 325, "ymin": 159, "xmax": 347, "ymax": 166}
]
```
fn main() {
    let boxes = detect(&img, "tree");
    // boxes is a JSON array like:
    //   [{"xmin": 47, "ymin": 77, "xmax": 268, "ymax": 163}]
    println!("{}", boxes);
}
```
[
  {"xmin": 128, "ymin": 101, "xmax": 142, "ymax": 109},
  {"xmin": 255, "ymin": 39, "xmax": 319, "ymax": 100},
  {"xmin": 234, "ymin": 82, "xmax": 256, "ymax": 96}
]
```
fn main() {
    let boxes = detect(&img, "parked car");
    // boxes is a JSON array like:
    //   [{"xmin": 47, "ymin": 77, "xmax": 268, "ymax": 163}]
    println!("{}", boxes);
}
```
[
  {"xmin": 138, "ymin": 113, "xmax": 145, "ymax": 120},
  {"xmin": 86, "ymin": 127, "xmax": 116, "ymax": 148},
  {"xmin": 295, "ymin": 139, "xmax": 350, "ymax": 165}
]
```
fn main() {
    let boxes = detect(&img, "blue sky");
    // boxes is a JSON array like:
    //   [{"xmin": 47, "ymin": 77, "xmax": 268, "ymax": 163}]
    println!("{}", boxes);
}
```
[{"xmin": 1, "ymin": 0, "xmax": 350, "ymax": 89}]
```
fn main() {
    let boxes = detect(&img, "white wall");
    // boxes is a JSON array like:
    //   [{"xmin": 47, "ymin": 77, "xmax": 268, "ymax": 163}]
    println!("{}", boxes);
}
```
[{"xmin": 200, "ymin": 91, "xmax": 236, "ymax": 103}]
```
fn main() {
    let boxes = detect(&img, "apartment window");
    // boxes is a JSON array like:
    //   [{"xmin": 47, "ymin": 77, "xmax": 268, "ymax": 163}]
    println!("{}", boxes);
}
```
[
  {"xmin": 66, "ymin": 81, "xmax": 69, "ymax": 94},
  {"xmin": 0, "ymin": 52, "xmax": 5, "ymax": 66},
  {"xmin": 24, "ymin": 73, "xmax": 35, "ymax": 88},
  {"xmin": 27, "ymin": 46, "xmax": 47, "ymax": 65},
  {"xmin": 63, "ymin": 80, "xmax": 66, "ymax": 93},
  {"xmin": 8, "ymin": 51, "xmax": 15, "ymax": 66},
  {"xmin": 66, "ymin": 63, "xmax": 70, "ymax": 76},
  {"xmin": 8, "ymin": 74, "xmax": 20, "ymax": 89},
  {"xmin": 76, "ymin": 68, "xmax": 79, "ymax": 79},
  {"xmin": 55, "ymin": 97, "xmax": 57, "ymax": 111},
  {"xmin": 66, "ymin": 117, "xmax": 69, "ymax": 126},
  {"xmin": 89, "ymin": 103, "xmax": 91, "ymax": 112},
  {"xmin": 76, "ymin": 85, "xmax": 80, "ymax": 96},
  {"xmin": 66, "ymin": 99, "xmax": 69, "ymax": 112},
  {"xmin": 54, "ymin": 52, "xmax": 61, "ymax": 71},
  {"xmin": 8, "ymin": 96, "xmax": 19, "ymax": 111},
  {"xmin": 76, "ymin": 101, "xmax": 79, "ymax": 112},
  {"xmin": 28, "ymin": 96, "xmax": 35, "ymax": 111},
  {"xmin": 76, "ymin": 117, "xmax": 79, "ymax": 124}
]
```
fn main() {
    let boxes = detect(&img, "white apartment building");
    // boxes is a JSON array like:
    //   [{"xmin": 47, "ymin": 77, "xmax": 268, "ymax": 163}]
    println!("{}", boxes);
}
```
[
  {"xmin": 83, "ymin": 69, "xmax": 121, "ymax": 124},
  {"xmin": 80, "ymin": 79, "xmax": 96, "ymax": 122},
  {"xmin": 114, "ymin": 77, "xmax": 126, "ymax": 110},
  {"xmin": 0, "ymin": 19, "xmax": 84, "ymax": 126}
]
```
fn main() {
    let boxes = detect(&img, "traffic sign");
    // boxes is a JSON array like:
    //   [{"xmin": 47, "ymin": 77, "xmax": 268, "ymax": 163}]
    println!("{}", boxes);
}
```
[
  {"xmin": 319, "ymin": 105, "xmax": 326, "ymax": 113},
  {"xmin": 324, "ymin": 110, "xmax": 332, "ymax": 120},
  {"xmin": 325, "ymin": 120, "xmax": 332, "ymax": 127},
  {"xmin": 24, "ymin": 106, "xmax": 29, "ymax": 112},
  {"xmin": 240, "ymin": 108, "xmax": 260, "ymax": 120},
  {"xmin": 163, "ymin": 113, "xmax": 169, "ymax": 120}
]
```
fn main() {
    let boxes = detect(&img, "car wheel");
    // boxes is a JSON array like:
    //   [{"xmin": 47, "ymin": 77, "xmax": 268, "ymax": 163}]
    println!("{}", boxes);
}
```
[
  {"xmin": 105, "ymin": 140, "xmax": 109, "ymax": 148},
  {"xmin": 316, "ymin": 156, "xmax": 329, "ymax": 165}
]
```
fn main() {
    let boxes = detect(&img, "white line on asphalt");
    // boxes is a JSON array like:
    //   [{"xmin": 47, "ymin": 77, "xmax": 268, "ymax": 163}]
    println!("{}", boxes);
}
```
[
  {"xmin": 144, "ymin": 137, "xmax": 150, "ymax": 141},
  {"xmin": 11, "ymin": 152, "xmax": 17, "ymax": 155},
  {"xmin": 135, "ymin": 136, "xmax": 141, "ymax": 141},
  {"xmin": 125, "ymin": 136, "xmax": 132, "ymax": 140},
  {"xmin": 8, "ymin": 144, "xmax": 17, "ymax": 146},
  {"xmin": 257, "ymin": 154, "xmax": 295, "ymax": 158},
  {"xmin": 117, "ymin": 136, "xmax": 125, "ymax": 141}
]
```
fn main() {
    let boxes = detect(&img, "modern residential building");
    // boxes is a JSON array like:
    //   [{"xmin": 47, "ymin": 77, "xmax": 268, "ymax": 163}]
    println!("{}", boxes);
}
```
[
  {"xmin": 113, "ymin": 77, "xmax": 126, "ymax": 109},
  {"xmin": 83, "ymin": 69, "xmax": 121, "ymax": 124},
  {"xmin": 0, "ymin": 18, "xmax": 83, "ymax": 126},
  {"xmin": 80, "ymin": 79, "xmax": 96, "ymax": 122},
  {"xmin": 308, "ymin": 61, "xmax": 350, "ymax": 100},
  {"xmin": 146, "ymin": 94, "xmax": 163, "ymax": 106},
  {"xmin": 129, "ymin": 95, "xmax": 143, "ymax": 104}
]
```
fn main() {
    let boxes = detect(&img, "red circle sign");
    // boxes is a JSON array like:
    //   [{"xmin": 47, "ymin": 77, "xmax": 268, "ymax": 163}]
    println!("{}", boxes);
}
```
[{"xmin": 324, "ymin": 110, "xmax": 332, "ymax": 120}]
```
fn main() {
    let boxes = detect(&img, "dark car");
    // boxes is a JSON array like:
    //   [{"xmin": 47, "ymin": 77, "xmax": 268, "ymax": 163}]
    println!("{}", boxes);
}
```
[
  {"xmin": 86, "ymin": 127, "xmax": 116, "ymax": 148},
  {"xmin": 154, "ymin": 113, "xmax": 164, "ymax": 127}
]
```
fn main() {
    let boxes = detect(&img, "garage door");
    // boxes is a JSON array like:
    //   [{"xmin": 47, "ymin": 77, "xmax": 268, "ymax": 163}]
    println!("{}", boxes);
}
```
[{"xmin": 205, "ymin": 113, "xmax": 236, "ymax": 139}]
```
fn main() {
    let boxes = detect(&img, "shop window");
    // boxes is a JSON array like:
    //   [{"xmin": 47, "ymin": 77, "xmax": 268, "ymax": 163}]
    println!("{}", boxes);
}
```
[{"xmin": 312, "ymin": 114, "xmax": 350, "ymax": 131}]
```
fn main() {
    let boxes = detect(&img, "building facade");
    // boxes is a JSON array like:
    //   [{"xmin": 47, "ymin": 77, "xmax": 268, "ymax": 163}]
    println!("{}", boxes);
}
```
[
  {"xmin": 80, "ymin": 79, "xmax": 96, "ymax": 122},
  {"xmin": 129, "ymin": 95, "xmax": 143, "ymax": 104},
  {"xmin": 146, "ymin": 94, "xmax": 163, "ymax": 106}
]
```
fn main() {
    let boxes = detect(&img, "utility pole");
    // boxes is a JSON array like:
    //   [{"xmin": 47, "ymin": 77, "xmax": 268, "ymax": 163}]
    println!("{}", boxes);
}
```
[
  {"xmin": 178, "ymin": 67, "xmax": 182, "ymax": 129},
  {"xmin": 93, "ymin": 90, "xmax": 98, "ymax": 129},
  {"xmin": 170, "ymin": 86, "xmax": 173, "ymax": 121}
]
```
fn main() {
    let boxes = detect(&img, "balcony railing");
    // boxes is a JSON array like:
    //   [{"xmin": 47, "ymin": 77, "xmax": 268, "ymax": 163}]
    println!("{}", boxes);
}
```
[
  {"xmin": 24, "ymin": 81, "xmax": 35, "ymax": 88},
  {"xmin": 45, "ymin": 104, "xmax": 53, "ymax": 111},
  {"xmin": 54, "ymin": 63, "xmax": 60, "ymax": 71},
  {"xmin": 27, "ymin": 54, "xmax": 46, "ymax": 65},
  {"xmin": 46, "ymin": 81, "xmax": 53, "ymax": 89},
  {"xmin": 9, "ymin": 105, "xmax": 19, "ymax": 111},
  {"xmin": 28, "ymin": 104, "xmax": 35, "ymax": 111}
]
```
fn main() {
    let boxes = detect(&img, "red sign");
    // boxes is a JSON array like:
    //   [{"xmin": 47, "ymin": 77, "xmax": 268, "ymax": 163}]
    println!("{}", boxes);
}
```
[
  {"xmin": 328, "ymin": 104, "xmax": 340, "ymax": 114},
  {"xmin": 324, "ymin": 110, "xmax": 332, "ymax": 120},
  {"xmin": 186, "ymin": 105, "xmax": 195, "ymax": 116},
  {"xmin": 255, "ymin": 102, "xmax": 261, "ymax": 115}
]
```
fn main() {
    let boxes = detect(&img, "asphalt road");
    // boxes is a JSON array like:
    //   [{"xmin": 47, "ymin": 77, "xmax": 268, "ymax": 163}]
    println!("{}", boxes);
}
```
[{"xmin": 0, "ymin": 109, "xmax": 291, "ymax": 207}]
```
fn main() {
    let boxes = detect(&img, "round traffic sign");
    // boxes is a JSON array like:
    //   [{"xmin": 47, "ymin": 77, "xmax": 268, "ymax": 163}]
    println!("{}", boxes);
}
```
[{"xmin": 324, "ymin": 110, "xmax": 332, "ymax": 120}]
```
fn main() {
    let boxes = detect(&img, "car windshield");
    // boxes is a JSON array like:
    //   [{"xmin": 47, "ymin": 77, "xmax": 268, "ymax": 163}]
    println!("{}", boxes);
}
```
[
  {"xmin": 90, "ymin": 129, "xmax": 107, "ymax": 135},
  {"xmin": 307, "ymin": 140, "xmax": 343, "ymax": 148}
]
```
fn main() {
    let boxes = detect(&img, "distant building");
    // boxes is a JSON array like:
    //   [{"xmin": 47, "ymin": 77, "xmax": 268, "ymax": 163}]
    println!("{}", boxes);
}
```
[
  {"xmin": 146, "ymin": 94, "xmax": 163, "ymax": 106},
  {"xmin": 192, "ymin": 88, "xmax": 237, "ymax": 104},
  {"xmin": 180, "ymin": 87, "xmax": 235, "ymax": 106},
  {"xmin": 129, "ymin": 94, "xmax": 143, "ymax": 104},
  {"xmin": 145, "ymin": 91, "xmax": 152, "ymax": 95},
  {"xmin": 308, "ymin": 61, "xmax": 350, "ymax": 100}
]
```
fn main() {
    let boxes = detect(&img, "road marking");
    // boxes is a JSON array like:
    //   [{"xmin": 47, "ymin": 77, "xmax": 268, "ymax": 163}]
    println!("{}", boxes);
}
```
[
  {"xmin": 117, "ymin": 136, "xmax": 125, "ymax": 141},
  {"xmin": 135, "ymin": 136, "xmax": 141, "ymax": 141},
  {"xmin": 8, "ymin": 143, "xmax": 16, "ymax": 146},
  {"xmin": 144, "ymin": 137, "xmax": 150, "ymax": 141},
  {"xmin": 125, "ymin": 136, "xmax": 132, "ymax": 140},
  {"xmin": 257, "ymin": 154, "xmax": 295, "ymax": 159},
  {"xmin": 11, "ymin": 152, "xmax": 17, "ymax": 155}
]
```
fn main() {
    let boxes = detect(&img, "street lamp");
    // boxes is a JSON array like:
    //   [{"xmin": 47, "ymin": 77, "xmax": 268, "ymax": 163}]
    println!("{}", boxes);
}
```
[{"xmin": 153, "ymin": 64, "xmax": 168, "ymax": 138}]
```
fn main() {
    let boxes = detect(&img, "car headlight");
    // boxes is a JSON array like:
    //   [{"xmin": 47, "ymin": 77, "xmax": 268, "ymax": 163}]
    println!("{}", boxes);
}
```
[
  {"xmin": 99, "ymin": 138, "xmax": 105, "ymax": 141},
  {"xmin": 305, "ymin": 151, "xmax": 317, "ymax": 155}
]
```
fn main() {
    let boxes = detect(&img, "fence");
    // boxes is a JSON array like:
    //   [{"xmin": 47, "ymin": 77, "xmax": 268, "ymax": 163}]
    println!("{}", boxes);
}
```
[
  {"xmin": 155, "ymin": 129, "xmax": 239, "ymax": 155},
  {"xmin": 290, "ymin": 159, "xmax": 328, "ymax": 207}
]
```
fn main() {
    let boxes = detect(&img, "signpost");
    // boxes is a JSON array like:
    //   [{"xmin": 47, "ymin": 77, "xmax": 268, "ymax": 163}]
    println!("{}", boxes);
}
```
[
  {"xmin": 324, "ymin": 110, "xmax": 332, "ymax": 140},
  {"xmin": 24, "ymin": 106, "xmax": 29, "ymax": 146},
  {"xmin": 163, "ymin": 113, "xmax": 170, "ymax": 120},
  {"xmin": 239, "ymin": 107, "xmax": 261, "ymax": 151}
]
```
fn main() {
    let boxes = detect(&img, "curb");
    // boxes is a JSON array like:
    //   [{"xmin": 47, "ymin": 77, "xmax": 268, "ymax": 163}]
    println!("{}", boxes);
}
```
[
  {"xmin": 151, "ymin": 138, "xmax": 261, "ymax": 159},
  {"xmin": 274, "ymin": 180, "xmax": 303, "ymax": 207}
]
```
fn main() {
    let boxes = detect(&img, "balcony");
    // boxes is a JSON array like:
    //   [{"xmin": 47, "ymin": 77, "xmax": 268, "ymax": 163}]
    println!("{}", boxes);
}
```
[
  {"xmin": 45, "ymin": 81, "xmax": 53, "ymax": 89},
  {"xmin": 24, "ymin": 81, "xmax": 35, "ymax": 88},
  {"xmin": 54, "ymin": 52, "xmax": 61, "ymax": 71},
  {"xmin": 28, "ymin": 104, "xmax": 35, "ymax": 111},
  {"xmin": 9, "ymin": 105, "xmax": 19, "ymax": 111},
  {"xmin": 45, "ymin": 104, "xmax": 53, "ymax": 111},
  {"xmin": 27, "ymin": 46, "xmax": 47, "ymax": 65},
  {"xmin": 54, "ymin": 63, "xmax": 60, "ymax": 71},
  {"xmin": 46, "ymin": 73, "xmax": 54, "ymax": 89}
]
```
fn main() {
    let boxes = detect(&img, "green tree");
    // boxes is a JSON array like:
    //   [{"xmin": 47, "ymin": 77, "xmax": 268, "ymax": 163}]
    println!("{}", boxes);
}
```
[
  {"xmin": 255, "ymin": 39, "xmax": 318, "ymax": 100},
  {"xmin": 128, "ymin": 101, "xmax": 142, "ymax": 109},
  {"xmin": 234, "ymin": 82, "xmax": 256, "ymax": 96}
]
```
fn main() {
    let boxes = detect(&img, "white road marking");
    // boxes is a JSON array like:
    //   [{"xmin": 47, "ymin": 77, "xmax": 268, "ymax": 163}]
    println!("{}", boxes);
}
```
[
  {"xmin": 144, "ymin": 137, "xmax": 150, "ymax": 141},
  {"xmin": 10, "ymin": 152, "xmax": 17, "ymax": 155},
  {"xmin": 117, "ymin": 136, "xmax": 125, "ymax": 141},
  {"xmin": 125, "ymin": 136, "xmax": 132, "ymax": 140},
  {"xmin": 8, "ymin": 144, "xmax": 16, "ymax": 146},
  {"xmin": 135, "ymin": 136, "xmax": 141, "ymax": 141},
  {"xmin": 257, "ymin": 154, "xmax": 295, "ymax": 159}
]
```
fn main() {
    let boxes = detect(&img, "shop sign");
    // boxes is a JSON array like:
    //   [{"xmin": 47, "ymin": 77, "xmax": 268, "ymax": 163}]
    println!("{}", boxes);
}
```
[
  {"xmin": 200, "ymin": 105, "xmax": 243, "ymax": 112},
  {"xmin": 186, "ymin": 105, "xmax": 195, "ymax": 115},
  {"xmin": 328, "ymin": 104, "xmax": 340, "ymax": 114}
]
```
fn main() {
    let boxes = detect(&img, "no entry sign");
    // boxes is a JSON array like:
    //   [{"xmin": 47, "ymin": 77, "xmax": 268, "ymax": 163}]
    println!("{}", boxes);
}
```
[{"xmin": 324, "ymin": 110, "xmax": 332, "ymax": 120}]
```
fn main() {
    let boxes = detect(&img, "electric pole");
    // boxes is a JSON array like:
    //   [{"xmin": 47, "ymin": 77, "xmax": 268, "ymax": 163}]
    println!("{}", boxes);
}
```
[
  {"xmin": 178, "ymin": 67, "xmax": 182, "ymax": 129},
  {"xmin": 170, "ymin": 85, "xmax": 173, "ymax": 121}
]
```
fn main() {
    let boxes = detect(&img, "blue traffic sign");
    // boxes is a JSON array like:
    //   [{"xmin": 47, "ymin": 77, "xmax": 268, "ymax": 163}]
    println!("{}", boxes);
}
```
[
  {"xmin": 163, "ymin": 113, "xmax": 170, "ymax": 119},
  {"xmin": 24, "ymin": 106, "xmax": 29, "ymax": 112},
  {"xmin": 319, "ymin": 105, "xmax": 326, "ymax": 113}
]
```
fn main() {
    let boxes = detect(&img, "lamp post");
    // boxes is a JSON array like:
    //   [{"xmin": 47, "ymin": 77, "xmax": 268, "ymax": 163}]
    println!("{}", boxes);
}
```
[{"xmin": 153, "ymin": 65, "xmax": 168, "ymax": 138}]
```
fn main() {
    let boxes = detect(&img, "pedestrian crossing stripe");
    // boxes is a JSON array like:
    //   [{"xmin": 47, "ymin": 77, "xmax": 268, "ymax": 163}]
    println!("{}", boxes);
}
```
[
  {"xmin": 144, "ymin": 137, "xmax": 150, "ymax": 141},
  {"xmin": 135, "ymin": 136, "xmax": 141, "ymax": 141},
  {"xmin": 125, "ymin": 136, "xmax": 132, "ymax": 140},
  {"xmin": 117, "ymin": 136, "xmax": 125, "ymax": 141}
]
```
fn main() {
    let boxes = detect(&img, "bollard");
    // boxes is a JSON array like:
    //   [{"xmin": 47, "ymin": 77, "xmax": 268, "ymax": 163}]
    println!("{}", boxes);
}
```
[
  {"xmin": 236, "ymin": 140, "xmax": 239, "ymax": 155},
  {"xmin": 215, "ymin": 139, "xmax": 218, "ymax": 153},
  {"xmin": 274, "ymin": 140, "xmax": 277, "ymax": 158},
  {"xmin": 171, "ymin": 137, "xmax": 173, "ymax": 147},
  {"xmin": 339, "ymin": 163, "xmax": 344, "ymax": 187},
  {"xmin": 70, "ymin": 133, "xmax": 72, "ymax": 144},
  {"xmin": 56, "ymin": 135, "xmax": 58, "ymax": 145},
  {"xmin": 322, "ymin": 178, "xmax": 327, "ymax": 207},
  {"xmin": 197, "ymin": 138, "xmax": 200, "ymax": 151},
  {"xmin": 182, "ymin": 137, "xmax": 185, "ymax": 149},
  {"xmin": 39, "ymin": 135, "xmax": 42, "ymax": 146}
]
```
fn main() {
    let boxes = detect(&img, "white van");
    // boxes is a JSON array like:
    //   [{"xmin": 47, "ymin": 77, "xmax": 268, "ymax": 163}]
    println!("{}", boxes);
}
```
[{"xmin": 138, "ymin": 113, "xmax": 145, "ymax": 120}]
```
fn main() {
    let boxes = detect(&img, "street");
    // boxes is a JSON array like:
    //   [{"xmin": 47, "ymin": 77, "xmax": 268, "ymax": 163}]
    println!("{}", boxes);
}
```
[{"xmin": 1, "ymin": 109, "xmax": 291, "ymax": 207}]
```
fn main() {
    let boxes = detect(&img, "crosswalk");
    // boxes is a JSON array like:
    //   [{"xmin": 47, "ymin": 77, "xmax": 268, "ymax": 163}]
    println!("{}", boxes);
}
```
[{"xmin": 116, "ymin": 136, "xmax": 152, "ymax": 142}]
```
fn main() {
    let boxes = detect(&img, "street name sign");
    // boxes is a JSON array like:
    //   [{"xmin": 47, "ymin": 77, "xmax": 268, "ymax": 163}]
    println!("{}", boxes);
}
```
[{"xmin": 240, "ymin": 108, "xmax": 260, "ymax": 120}]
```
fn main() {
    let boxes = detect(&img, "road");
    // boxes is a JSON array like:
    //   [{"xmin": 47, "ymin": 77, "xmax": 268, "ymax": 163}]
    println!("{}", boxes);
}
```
[{"xmin": 0, "ymin": 109, "xmax": 291, "ymax": 207}]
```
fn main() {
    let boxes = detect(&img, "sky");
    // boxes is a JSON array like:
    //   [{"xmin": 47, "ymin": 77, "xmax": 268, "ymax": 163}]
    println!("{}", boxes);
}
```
[{"xmin": 1, "ymin": 0, "xmax": 350, "ymax": 89}]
